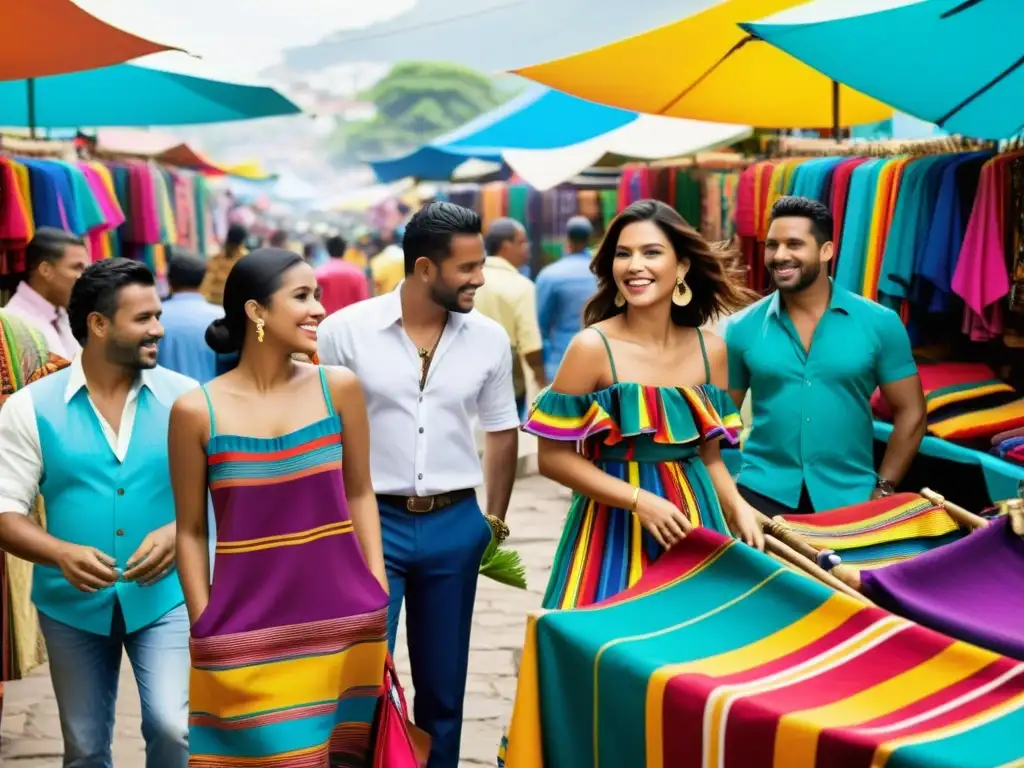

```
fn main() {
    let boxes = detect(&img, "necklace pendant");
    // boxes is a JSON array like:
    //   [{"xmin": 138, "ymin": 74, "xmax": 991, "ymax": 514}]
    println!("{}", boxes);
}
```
[{"xmin": 418, "ymin": 348, "xmax": 430, "ymax": 359}]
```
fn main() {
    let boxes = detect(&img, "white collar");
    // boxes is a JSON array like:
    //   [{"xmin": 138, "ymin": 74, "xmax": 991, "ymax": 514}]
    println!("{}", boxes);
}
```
[{"xmin": 63, "ymin": 354, "xmax": 156, "ymax": 405}]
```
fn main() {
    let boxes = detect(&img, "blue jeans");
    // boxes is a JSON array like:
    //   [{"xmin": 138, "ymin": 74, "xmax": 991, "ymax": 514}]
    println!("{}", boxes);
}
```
[
  {"xmin": 38, "ymin": 602, "xmax": 190, "ymax": 768},
  {"xmin": 379, "ymin": 495, "xmax": 492, "ymax": 768}
]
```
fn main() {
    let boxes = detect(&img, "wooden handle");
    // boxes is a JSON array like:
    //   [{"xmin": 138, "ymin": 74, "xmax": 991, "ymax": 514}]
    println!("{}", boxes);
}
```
[
  {"xmin": 764, "ymin": 534, "xmax": 873, "ymax": 605},
  {"xmin": 831, "ymin": 564, "xmax": 863, "ymax": 592},
  {"xmin": 757, "ymin": 513, "xmax": 820, "ymax": 561},
  {"xmin": 920, "ymin": 487, "xmax": 989, "ymax": 530}
]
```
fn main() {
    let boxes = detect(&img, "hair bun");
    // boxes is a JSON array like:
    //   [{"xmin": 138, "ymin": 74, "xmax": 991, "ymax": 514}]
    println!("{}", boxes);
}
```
[{"xmin": 205, "ymin": 317, "xmax": 239, "ymax": 354}]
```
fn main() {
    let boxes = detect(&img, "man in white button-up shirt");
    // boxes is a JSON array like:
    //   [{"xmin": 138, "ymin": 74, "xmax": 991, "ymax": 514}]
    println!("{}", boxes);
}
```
[{"xmin": 318, "ymin": 202, "xmax": 520, "ymax": 768}]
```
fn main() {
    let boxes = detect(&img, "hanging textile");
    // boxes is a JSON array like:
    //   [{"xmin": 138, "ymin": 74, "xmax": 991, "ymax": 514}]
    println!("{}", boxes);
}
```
[{"xmin": 1, "ymin": 152, "xmax": 216, "ymax": 300}]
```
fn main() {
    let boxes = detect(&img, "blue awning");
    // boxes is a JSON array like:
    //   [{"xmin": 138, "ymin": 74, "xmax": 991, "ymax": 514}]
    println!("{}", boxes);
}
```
[
  {"xmin": 742, "ymin": 0, "xmax": 1024, "ymax": 139},
  {"xmin": 370, "ymin": 87, "xmax": 638, "ymax": 182}
]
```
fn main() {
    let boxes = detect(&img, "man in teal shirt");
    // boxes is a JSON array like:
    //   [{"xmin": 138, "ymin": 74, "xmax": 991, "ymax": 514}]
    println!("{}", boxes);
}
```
[{"xmin": 725, "ymin": 196, "xmax": 926, "ymax": 515}]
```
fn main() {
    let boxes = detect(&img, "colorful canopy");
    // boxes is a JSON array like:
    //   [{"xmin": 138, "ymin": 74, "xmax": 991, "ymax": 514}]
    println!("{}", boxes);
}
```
[
  {"xmin": 503, "ymin": 115, "xmax": 751, "ymax": 190},
  {"xmin": 0, "ymin": 0, "xmax": 178, "ymax": 80},
  {"xmin": 0, "ymin": 55, "xmax": 300, "ymax": 129},
  {"xmin": 741, "ymin": 0, "xmax": 1024, "ymax": 139},
  {"xmin": 369, "ymin": 88, "xmax": 638, "ymax": 182},
  {"xmin": 512, "ymin": 0, "xmax": 893, "ymax": 128}
]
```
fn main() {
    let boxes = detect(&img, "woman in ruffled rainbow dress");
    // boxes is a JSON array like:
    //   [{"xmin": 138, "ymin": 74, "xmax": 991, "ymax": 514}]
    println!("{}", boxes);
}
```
[{"xmin": 524, "ymin": 199, "xmax": 764, "ymax": 610}]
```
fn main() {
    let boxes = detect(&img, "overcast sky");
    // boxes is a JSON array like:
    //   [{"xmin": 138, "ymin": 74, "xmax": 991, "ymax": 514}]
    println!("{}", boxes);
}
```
[{"xmin": 76, "ymin": 0, "xmax": 415, "ymax": 81}]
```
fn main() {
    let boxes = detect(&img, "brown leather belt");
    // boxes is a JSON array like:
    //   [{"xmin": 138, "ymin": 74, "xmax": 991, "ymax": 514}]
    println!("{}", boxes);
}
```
[{"xmin": 376, "ymin": 488, "xmax": 476, "ymax": 514}]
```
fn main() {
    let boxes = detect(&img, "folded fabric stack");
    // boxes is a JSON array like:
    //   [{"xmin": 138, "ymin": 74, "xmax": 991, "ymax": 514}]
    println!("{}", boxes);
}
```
[
  {"xmin": 991, "ymin": 426, "xmax": 1024, "ymax": 465},
  {"xmin": 872, "ymin": 361, "xmax": 1024, "ymax": 447}
]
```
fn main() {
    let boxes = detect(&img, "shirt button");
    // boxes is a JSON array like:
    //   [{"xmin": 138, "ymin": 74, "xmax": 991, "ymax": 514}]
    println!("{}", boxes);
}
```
[
  {"xmin": 418, "ymin": 396, "xmax": 423, "ymax": 403},
  {"xmin": 116, "ymin": 529, "xmax": 125, "ymax": 537},
  {"xmin": 418, "ymin": 427, "xmax": 424, "ymax": 434},
  {"xmin": 418, "ymin": 473, "xmax": 423, "ymax": 480},
  {"xmin": 804, "ymin": 380, "xmax": 811, "ymax": 386},
  {"xmin": 116, "ymin": 488, "xmax": 125, "ymax": 496},
  {"xmin": 806, "ymin": 417, "xmax": 811, "ymax": 423}
]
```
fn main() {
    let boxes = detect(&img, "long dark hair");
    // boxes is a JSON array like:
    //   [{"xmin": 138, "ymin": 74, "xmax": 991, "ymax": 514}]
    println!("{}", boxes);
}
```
[
  {"xmin": 582, "ymin": 199, "xmax": 757, "ymax": 328},
  {"xmin": 205, "ymin": 248, "xmax": 304, "ymax": 354}
]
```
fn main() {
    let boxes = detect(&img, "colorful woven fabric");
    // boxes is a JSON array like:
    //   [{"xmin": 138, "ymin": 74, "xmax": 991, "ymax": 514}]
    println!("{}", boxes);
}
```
[
  {"xmin": 188, "ymin": 369, "xmax": 389, "ymax": 766},
  {"xmin": 502, "ymin": 528, "xmax": 1024, "ymax": 768},
  {"xmin": 522, "ymin": 382, "xmax": 741, "ymax": 609},
  {"xmin": 777, "ymin": 493, "xmax": 965, "ymax": 568},
  {"xmin": 872, "ymin": 362, "xmax": 1024, "ymax": 441},
  {"xmin": 862, "ymin": 515, "xmax": 1024, "ymax": 661}
]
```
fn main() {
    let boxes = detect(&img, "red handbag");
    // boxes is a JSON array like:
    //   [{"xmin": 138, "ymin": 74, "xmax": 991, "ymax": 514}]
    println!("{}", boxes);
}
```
[{"xmin": 370, "ymin": 654, "xmax": 431, "ymax": 768}]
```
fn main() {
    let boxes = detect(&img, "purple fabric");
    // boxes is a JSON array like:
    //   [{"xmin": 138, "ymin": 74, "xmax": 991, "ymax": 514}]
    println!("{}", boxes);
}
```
[{"xmin": 861, "ymin": 516, "xmax": 1024, "ymax": 660}]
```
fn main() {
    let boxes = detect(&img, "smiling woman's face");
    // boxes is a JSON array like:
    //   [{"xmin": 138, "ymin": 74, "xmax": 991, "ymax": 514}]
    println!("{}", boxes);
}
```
[
  {"xmin": 258, "ymin": 262, "xmax": 325, "ymax": 355},
  {"xmin": 611, "ymin": 220, "xmax": 688, "ymax": 310}
]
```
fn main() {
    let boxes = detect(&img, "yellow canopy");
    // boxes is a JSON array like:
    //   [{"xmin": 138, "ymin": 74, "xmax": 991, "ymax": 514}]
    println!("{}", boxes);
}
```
[
  {"xmin": 224, "ymin": 161, "xmax": 275, "ymax": 181},
  {"xmin": 512, "ymin": 0, "xmax": 892, "ymax": 128}
]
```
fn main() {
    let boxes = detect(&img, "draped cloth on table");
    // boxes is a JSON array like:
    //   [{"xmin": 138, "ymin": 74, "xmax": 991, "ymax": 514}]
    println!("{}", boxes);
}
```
[
  {"xmin": 501, "ymin": 528, "xmax": 1024, "ymax": 768},
  {"xmin": 862, "ymin": 516, "xmax": 1024, "ymax": 661},
  {"xmin": 0, "ymin": 310, "xmax": 69, "ymax": 700},
  {"xmin": 776, "ymin": 492, "xmax": 965, "ymax": 568}
]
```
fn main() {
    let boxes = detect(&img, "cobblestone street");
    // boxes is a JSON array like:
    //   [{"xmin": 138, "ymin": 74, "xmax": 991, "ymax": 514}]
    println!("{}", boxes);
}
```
[{"xmin": 1, "ymin": 474, "xmax": 566, "ymax": 767}]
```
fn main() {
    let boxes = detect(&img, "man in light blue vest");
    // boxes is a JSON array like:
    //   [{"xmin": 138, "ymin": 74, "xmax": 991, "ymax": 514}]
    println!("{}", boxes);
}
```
[{"xmin": 0, "ymin": 258, "xmax": 197, "ymax": 768}]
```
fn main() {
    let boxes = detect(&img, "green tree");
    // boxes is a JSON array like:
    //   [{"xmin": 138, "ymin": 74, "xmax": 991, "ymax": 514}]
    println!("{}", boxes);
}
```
[{"xmin": 331, "ymin": 61, "xmax": 510, "ymax": 163}]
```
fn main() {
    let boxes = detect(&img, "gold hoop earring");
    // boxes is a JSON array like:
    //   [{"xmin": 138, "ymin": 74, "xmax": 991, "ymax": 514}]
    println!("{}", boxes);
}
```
[
  {"xmin": 672, "ymin": 278, "xmax": 692, "ymax": 307},
  {"xmin": 614, "ymin": 291, "xmax": 625, "ymax": 308},
  {"xmin": 255, "ymin": 318, "xmax": 265, "ymax": 343}
]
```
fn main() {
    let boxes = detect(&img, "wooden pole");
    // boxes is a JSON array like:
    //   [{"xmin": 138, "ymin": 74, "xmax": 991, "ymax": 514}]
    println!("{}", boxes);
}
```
[
  {"xmin": 764, "ymin": 534, "xmax": 873, "ymax": 604},
  {"xmin": 920, "ymin": 487, "xmax": 989, "ymax": 530}
]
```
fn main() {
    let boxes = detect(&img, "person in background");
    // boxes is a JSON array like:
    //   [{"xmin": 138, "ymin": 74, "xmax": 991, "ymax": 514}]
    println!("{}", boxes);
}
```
[
  {"xmin": 535, "ymin": 215, "xmax": 598, "ymax": 381},
  {"xmin": 343, "ymin": 228, "xmax": 371, "ymax": 272},
  {"xmin": 4, "ymin": 227, "xmax": 89, "ymax": 360},
  {"xmin": 726, "ymin": 196, "xmax": 927, "ymax": 516},
  {"xmin": 371, "ymin": 226, "xmax": 406, "ymax": 295},
  {"xmin": 315, "ymin": 234, "xmax": 370, "ymax": 315},
  {"xmin": 318, "ymin": 202, "xmax": 519, "ymax": 768},
  {"xmin": 158, "ymin": 251, "xmax": 225, "ymax": 384},
  {"xmin": 475, "ymin": 218, "xmax": 546, "ymax": 420},
  {"xmin": 200, "ymin": 223, "xmax": 248, "ymax": 306},
  {"xmin": 0, "ymin": 258, "xmax": 196, "ymax": 768},
  {"xmin": 267, "ymin": 229, "xmax": 288, "ymax": 248}
]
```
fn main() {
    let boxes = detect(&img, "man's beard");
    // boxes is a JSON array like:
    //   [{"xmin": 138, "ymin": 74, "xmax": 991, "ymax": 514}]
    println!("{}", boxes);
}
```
[
  {"xmin": 429, "ymin": 280, "xmax": 474, "ymax": 314},
  {"xmin": 106, "ymin": 335, "xmax": 159, "ymax": 369},
  {"xmin": 771, "ymin": 259, "xmax": 821, "ymax": 293}
]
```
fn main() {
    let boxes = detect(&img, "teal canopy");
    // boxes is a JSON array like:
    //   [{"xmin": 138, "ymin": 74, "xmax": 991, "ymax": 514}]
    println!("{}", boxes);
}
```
[
  {"xmin": 742, "ymin": 0, "xmax": 1023, "ymax": 139},
  {"xmin": 0, "ymin": 64, "xmax": 300, "ymax": 129}
]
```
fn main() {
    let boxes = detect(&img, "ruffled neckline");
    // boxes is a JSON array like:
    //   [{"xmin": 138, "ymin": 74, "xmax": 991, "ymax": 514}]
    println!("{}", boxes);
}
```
[{"xmin": 523, "ymin": 381, "xmax": 740, "ymax": 447}]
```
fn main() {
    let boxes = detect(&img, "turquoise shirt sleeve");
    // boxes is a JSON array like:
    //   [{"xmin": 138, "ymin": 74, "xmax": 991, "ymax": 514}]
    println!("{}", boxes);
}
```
[{"xmin": 874, "ymin": 308, "xmax": 918, "ymax": 385}]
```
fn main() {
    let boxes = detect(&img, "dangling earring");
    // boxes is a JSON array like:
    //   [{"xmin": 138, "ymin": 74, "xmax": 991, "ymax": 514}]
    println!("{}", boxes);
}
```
[
  {"xmin": 614, "ymin": 291, "xmax": 626, "ymax": 308},
  {"xmin": 672, "ymin": 277, "xmax": 692, "ymax": 307},
  {"xmin": 255, "ymin": 318, "xmax": 265, "ymax": 343}
]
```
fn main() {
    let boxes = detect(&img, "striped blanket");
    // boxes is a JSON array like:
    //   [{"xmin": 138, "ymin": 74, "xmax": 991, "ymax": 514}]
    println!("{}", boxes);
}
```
[
  {"xmin": 502, "ymin": 529, "xmax": 1024, "ymax": 768},
  {"xmin": 776, "ymin": 493, "xmax": 965, "ymax": 568}
]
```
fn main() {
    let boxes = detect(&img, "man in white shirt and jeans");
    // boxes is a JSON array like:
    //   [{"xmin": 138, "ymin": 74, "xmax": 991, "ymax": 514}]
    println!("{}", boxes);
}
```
[
  {"xmin": 318, "ymin": 201, "xmax": 520, "ymax": 767},
  {"xmin": 0, "ymin": 258, "xmax": 195, "ymax": 767}
]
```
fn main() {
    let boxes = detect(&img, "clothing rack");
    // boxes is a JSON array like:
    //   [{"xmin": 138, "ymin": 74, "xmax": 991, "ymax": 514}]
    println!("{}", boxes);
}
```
[
  {"xmin": 0, "ymin": 134, "xmax": 76, "ymax": 160},
  {"xmin": 772, "ymin": 135, "xmax": 995, "ymax": 158}
]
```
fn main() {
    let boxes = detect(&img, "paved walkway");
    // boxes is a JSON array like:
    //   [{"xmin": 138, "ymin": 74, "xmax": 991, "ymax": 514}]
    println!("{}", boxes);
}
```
[{"xmin": 1, "ymin": 475, "xmax": 567, "ymax": 767}]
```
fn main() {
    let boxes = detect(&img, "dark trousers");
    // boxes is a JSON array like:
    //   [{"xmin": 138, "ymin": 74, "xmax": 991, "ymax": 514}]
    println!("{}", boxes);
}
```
[
  {"xmin": 378, "ymin": 495, "xmax": 492, "ymax": 768},
  {"xmin": 738, "ymin": 484, "xmax": 816, "ymax": 518},
  {"xmin": 515, "ymin": 393, "xmax": 527, "ymax": 423}
]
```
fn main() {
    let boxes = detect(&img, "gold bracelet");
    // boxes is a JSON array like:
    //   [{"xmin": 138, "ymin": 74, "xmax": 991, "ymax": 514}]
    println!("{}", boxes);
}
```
[
  {"xmin": 485, "ymin": 514, "xmax": 510, "ymax": 544},
  {"xmin": 630, "ymin": 486, "xmax": 641, "ymax": 514}
]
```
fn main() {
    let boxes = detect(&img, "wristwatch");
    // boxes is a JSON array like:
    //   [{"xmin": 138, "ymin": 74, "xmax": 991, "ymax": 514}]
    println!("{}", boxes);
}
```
[{"xmin": 875, "ymin": 476, "xmax": 896, "ymax": 496}]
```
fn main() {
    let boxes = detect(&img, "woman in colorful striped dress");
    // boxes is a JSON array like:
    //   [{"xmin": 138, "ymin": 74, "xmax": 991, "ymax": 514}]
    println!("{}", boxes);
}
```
[
  {"xmin": 524, "ymin": 200, "xmax": 764, "ymax": 609},
  {"xmin": 169, "ymin": 248, "xmax": 389, "ymax": 766}
]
